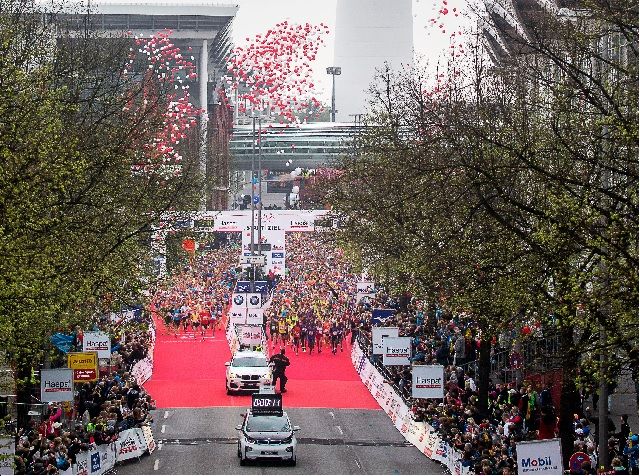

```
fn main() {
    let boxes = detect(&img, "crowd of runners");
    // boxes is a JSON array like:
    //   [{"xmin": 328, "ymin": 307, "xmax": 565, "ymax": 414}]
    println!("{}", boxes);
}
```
[
  {"xmin": 265, "ymin": 234, "xmax": 361, "ymax": 356},
  {"xmin": 149, "ymin": 246, "xmax": 239, "ymax": 339}
]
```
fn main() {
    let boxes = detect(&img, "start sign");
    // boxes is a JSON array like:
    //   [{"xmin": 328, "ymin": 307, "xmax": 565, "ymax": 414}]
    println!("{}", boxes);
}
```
[{"xmin": 251, "ymin": 393, "xmax": 283, "ymax": 416}]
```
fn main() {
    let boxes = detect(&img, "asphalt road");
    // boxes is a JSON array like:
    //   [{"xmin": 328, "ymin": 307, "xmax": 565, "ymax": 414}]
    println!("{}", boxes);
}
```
[{"xmin": 114, "ymin": 407, "xmax": 446, "ymax": 475}]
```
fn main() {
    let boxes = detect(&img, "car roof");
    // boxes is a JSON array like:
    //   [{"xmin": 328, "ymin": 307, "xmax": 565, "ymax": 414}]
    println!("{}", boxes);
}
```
[{"xmin": 232, "ymin": 350, "xmax": 268, "ymax": 359}]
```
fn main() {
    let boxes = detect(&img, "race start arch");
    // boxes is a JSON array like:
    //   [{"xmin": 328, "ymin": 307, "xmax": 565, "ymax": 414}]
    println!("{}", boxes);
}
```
[{"xmin": 151, "ymin": 209, "xmax": 332, "ymax": 276}]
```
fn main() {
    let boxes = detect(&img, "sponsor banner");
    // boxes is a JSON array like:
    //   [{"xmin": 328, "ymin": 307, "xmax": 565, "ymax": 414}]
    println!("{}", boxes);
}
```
[
  {"xmin": 232, "ymin": 293, "xmax": 247, "ymax": 307},
  {"xmin": 68, "ymin": 352, "xmax": 98, "ymax": 383},
  {"xmin": 83, "ymin": 332, "xmax": 111, "ymax": 359},
  {"xmin": 246, "ymin": 308, "xmax": 264, "ymax": 326},
  {"xmin": 350, "ymin": 344, "xmax": 469, "ymax": 475},
  {"xmin": 213, "ymin": 213, "xmax": 246, "ymax": 232},
  {"xmin": 68, "ymin": 352, "xmax": 98, "ymax": 370},
  {"xmin": 382, "ymin": 337, "xmax": 412, "ymax": 366},
  {"xmin": 235, "ymin": 281, "xmax": 252, "ymax": 293},
  {"xmin": 372, "ymin": 327, "xmax": 399, "ymax": 355},
  {"xmin": 271, "ymin": 252, "xmax": 285, "ymax": 259},
  {"xmin": 74, "ymin": 443, "xmax": 116, "ymax": 475},
  {"xmin": 229, "ymin": 307, "xmax": 247, "ymax": 325},
  {"xmin": 356, "ymin": 282, "xmax": 375, "ymax": 294},
  {"xmin": 142, "ymin": 426, "xmax": 156, "ymax": 454},
  {"xmin": 254, "ymin": 281, "xmax": 268, "ymax": 293},
  {"xmin": 41, "ymin": 368, "xmax": 74, "ymax": 402},
  {"xmin": 0, "ymin": 437, "xmax": 14, "ymax": 475},
  {"xmin": 371, "ymin": 308, "xmax": 396, "ymax": 325},
  {"xmin": 516, "ymin": 439, "xmax": 562, "ymax": 474},
  {"xmin": 131, "ymin": 357, "xmax": 153, "ymax": 386},
  {"xmin": 239, "ymin": 326, "xmax": 263, "ymax": 347},
  {"xmin": 246, "ymin": 293, "xmax": 262, "ymax": 309},
  {"xmin": 115, "ymin": 428, "xmax": 148, "ymax": 462},
  {"xmin": 412, "ymin": 365, "xmax": 445, "ymax": 399}
]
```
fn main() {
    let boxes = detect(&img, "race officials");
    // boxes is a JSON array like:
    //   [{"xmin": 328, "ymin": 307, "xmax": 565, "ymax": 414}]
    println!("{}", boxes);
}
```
[{"xmin": 269, "ymin": 348, "xmax": 291, "ymax": 393}]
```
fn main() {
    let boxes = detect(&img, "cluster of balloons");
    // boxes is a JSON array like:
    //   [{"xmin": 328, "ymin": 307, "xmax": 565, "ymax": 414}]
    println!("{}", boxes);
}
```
[
  {"xmin": 224, "ymin": 21, "xmax": 330, "ymax": 123},
  {"xmin": 123, "ymin": 30, "xmax": 202, "ymax": 177}
]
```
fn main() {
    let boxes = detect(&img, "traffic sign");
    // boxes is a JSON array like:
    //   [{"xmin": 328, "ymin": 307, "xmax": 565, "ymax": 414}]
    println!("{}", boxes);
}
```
[{"xmin": 239, "ymin": 255, "xmax": 266, "ymax": 266}]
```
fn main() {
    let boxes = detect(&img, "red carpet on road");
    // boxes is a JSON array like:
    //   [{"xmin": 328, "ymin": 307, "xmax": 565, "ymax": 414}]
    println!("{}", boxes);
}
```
[{"xmin": 144, "ymin": 319, "xmax": 379, "ymax": 410}]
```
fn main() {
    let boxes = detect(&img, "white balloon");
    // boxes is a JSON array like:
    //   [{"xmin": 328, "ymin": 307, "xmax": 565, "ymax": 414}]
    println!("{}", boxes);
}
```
[
  {"xmin": 292, "ymin": 185, "xmax": 300, "ymax": 194},
  {"xmin": 294, "ymin": 167, "xmax": 302, "ymax": 175}
]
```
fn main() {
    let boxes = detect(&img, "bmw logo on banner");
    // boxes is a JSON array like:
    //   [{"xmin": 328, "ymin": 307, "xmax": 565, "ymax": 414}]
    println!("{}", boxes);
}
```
[
  {"xmin": 232, "ymin": 293, "xmax": 246, "ymax": 307},
  {"xmin": 247, "ymin": 293, "xmax": 262, "ymax": 309}
]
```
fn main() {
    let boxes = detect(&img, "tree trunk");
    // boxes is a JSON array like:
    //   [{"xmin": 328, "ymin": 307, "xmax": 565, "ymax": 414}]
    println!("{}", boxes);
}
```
[
  {"xmin": 477, "ymin": 337, "xmax": 491, "ymax": 418},
  {"xmin": 559, "ymin": 325, "xmax": 580, "ymax": 467}
]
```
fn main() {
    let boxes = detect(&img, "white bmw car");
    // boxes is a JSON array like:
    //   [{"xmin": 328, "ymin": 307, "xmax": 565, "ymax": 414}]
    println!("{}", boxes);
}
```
[
  {"xmin": 236, "ymin": 410, "xmax": 299, "ymax": 465},
  {"xmin": 225, "ymin": 350, "xmax": 272, "ymax": 394}
]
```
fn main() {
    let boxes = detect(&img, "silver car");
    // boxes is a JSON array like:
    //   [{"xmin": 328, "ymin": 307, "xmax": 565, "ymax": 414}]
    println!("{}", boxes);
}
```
[
  {"xmin": 225, "ymin": 350, "xmax": 272, "ymax": 394},
  {"xmin": 236, "ymin": 410, "xmax": 299, "ymax": 465}
]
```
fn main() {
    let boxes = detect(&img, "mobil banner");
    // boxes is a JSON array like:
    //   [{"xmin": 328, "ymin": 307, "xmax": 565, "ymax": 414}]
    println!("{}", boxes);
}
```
[
  {"xmin": 412, "ymin": 365, "xmax": 445, "ymax": 399},
  {"xmin": 382, "ymin": 337, "xmax": 412, "ymax": 366},
  {"xmin": 232, "ymin": 293, "xmax": 248, "ymax": 307},
  {"xmin": 239, "ymin": 326, "xmax": 263, "ymax": 347},
  {"xmin": 229, "ymin": 307, "xmax": 246, "ymax": 325},
  {"xmin": 371, "ymin": 308, "xmax": 396, "ymax": 325},
  {"xmin": 115, "ymin": 428, "xmax": 147, "ymax": 462},
  {"xmin": 516, "ymin": 439, "xmax": 562, "ymax": 474},
  {"xmin": 372, "ymin": 327, "xmax": 399, "ymax": 355},
  {"xmin": 83, "ymin": 332, "xmax": 111, "ymax": 359},
  {"xmin": 41, "ymin": 369, "xmax": 74, "ymax": 402},
  {"xmin": 246, "ymin": 293, "xmax": 262, "ymax": 309},
  {"xmin": 246, "ymin": 308, "xmax": 264, "ymax": 326}
]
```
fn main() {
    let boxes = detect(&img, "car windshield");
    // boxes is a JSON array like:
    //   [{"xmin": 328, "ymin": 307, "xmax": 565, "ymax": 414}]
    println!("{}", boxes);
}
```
[
  {"xmin": 233, "ymin": 357, "xmax": 268, "ymax": 367},
  {"xmin": 246, "ymin": 415, "xmax": 290, "ymax": 433}
]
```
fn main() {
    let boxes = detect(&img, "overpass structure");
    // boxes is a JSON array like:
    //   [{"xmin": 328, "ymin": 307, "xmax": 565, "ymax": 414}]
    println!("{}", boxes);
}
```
[{"xmin": 229, "ymin": 122, "xmax": 361, "ymax": 172}]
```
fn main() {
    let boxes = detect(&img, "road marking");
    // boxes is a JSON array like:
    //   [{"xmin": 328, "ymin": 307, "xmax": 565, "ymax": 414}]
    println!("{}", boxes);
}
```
[
  {"xmin": 164, "ymin": 411, "xmax": 169, "ymax": 419},
  {"xmin": 336, "ymin": 425, "xmax": 344, "ymax": 435},
  {"xmin": 153, "ymin": 459, "xmax": 159, "ymax": 471},
  {"xmin": 158, "ymin": 443, "xmax": 163, "ymax": 451},
  {"xmin": 329, "ymin": 411, "xmax": 335, "ymax": 419},
  {"xmin": 161, "ymin": 424, "xmax": 166, "ymax": 433},
  {"xmin": 355, "ymin": 459, "xmax": 362, "ymax": 469}
]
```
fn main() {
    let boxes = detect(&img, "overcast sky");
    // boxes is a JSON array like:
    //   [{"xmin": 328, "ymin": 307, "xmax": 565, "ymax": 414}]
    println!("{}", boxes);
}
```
[{"xmin": 230, "ymin": 0, "xmax": 470, "ymax": 103}]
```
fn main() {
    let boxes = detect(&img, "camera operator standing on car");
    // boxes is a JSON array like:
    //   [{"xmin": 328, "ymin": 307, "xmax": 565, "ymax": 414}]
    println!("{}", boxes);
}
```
[{"xmin": 269, "ymin": 348, "xmax": 291, "ymax": 393}]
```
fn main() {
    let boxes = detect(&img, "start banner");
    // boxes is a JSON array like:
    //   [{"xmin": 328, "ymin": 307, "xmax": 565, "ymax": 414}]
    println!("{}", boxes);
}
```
[
  {"xmin": 41, "ymin": 369, "xmax": 74, "ymax": 402},
  {"xmin": 412, "ymin": 365, "xmax": 445, "ymax": 399}
]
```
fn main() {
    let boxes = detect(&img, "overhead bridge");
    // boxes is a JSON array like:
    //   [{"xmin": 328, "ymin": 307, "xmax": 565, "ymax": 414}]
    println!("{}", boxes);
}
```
[{"xmin": 229, "ymin": 122, "xmax": 361, "ymax": 171}]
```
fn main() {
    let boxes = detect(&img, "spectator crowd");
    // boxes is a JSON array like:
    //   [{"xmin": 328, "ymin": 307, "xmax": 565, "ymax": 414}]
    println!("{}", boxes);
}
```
[{"xmin": 14, "ymin": 315, "xmax": 156, "ymax": 474}]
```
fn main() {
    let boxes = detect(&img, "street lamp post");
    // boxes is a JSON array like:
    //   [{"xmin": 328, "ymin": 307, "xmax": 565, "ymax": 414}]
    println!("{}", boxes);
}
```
[{"xmin": 326, "ymin": 66, "xmax": 341, "ymax": 122}]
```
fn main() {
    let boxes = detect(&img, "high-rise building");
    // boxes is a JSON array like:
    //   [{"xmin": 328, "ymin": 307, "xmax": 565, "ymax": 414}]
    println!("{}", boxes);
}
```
[{"xmin": 333, "ymin": 0, "xmax": 413, "ymax": 122}]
